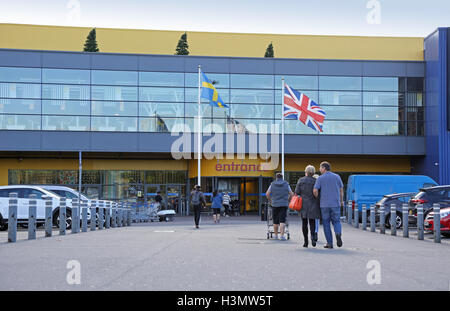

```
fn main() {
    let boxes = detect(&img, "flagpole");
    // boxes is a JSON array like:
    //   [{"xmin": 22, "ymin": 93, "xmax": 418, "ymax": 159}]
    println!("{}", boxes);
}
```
[
  {"xmin": 281, "ymin": 78, "xmax": 285, "ymax": 178},
  {"xmin": 197, "ymin": 65, "xmax": 202, "ymax": 187}
]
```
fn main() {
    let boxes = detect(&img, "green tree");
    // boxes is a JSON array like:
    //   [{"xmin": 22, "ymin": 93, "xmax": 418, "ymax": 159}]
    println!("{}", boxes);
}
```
[
  {"xmin": 83, "ymin": 28, "xmax": 99, "ymax": 52},
  {"xmin": 264, "ymin": 42, "xmax": 274, "ymax": 58},
  {"xmin": 175, "ymin": 32, "xmax": 189, "ymax": 55}
]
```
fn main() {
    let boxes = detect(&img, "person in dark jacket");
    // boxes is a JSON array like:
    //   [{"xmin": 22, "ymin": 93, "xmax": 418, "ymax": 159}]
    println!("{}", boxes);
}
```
[
  {"xmin": 191, "ymin": 185, "xmax": 206, "ymax": 229},
  {"xmin": 295, "ymin": 165, "xmax": 321, "ymax": 247},
  {"xmin": 266, "ymin": 173, "xmax": 294, "ymax": 241}
]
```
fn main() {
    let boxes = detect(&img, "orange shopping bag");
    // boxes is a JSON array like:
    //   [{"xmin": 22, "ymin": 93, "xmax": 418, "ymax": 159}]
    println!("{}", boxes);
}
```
[{"xmin": 289, "ymin": 195, "xmax": 302, "ymax": 211}]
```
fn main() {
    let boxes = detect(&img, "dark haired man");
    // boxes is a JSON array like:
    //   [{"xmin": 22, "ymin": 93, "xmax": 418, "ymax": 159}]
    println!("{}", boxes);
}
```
[{"xmin": 313, "ymin": 162, "xmax": 344, "ymax": 248}]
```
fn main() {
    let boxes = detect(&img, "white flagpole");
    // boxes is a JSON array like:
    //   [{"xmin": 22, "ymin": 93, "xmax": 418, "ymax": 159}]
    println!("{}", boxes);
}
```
[
  {"xmin": 197, "ymin": 65, "xmax": 202, "ymax": 187},
  {"xmin": 281, "ymin": 78, "xmax": 285, "ymax": 178}
]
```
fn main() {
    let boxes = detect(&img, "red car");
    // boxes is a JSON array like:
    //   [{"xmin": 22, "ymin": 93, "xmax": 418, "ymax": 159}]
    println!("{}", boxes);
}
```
[{"xmin": 424, "ymin": 207, "xmax": 450, "ymax": 237}]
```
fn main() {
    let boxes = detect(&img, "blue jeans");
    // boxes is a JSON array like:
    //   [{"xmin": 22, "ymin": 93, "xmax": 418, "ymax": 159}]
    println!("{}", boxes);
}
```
[{"xmin": 321, "ymin": 206, "xmax": 342, "ymax": 245}]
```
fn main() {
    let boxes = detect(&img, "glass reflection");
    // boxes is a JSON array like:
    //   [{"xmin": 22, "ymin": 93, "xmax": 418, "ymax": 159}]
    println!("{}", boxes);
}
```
[
  {"xmin": 0, "ymin": 67, "xmax": 41, "ymax": 83},
  {"xmin": 42, "ymin": 116, "xmax": 90, "ymax": 131},
  {"xmin": 363, "ymin": 121, "xmax": 399, "ymax": 135},
  {"xmin": 42, "ymin": 100, "xmax": 90, "ymax": 115},
  {"xmin": 185, "ymin": 73, "xmax": 229, "ymax": 88},
  {"xmin": 139, "ymin": 102, "xmax": 184, "ymax": 117},
  {"xmin": 1, "ymin": 114, "xmax": 41, "ymax": 130},
  {"xmin": 140, "ymin": 72, "xmax": 184, "ymax": 87},
  {"xmin": 1, "ymin": 83, "xmax": 41, "ymax": 98},
  {"xmin": 92, "ymin": 101, "xmax": 137, "ymax": 116},
  {"xmin": 42, "ymin": 84, "xmax": 89, "ymax": 100},
  {"xmin": 43, "ymin": 69, "xmax": 90, "ymax": 84},
  {"xmin": 0, "ymin": 99, "xmax": 41, "ymax": 114},
  {"xmin": 319, "ymin": 76, "xmax": 361, "ymax": 91},
  {"xmin": 91, "ymin": 117, "xmax": 137, "ymax": 131},
  {"xmin": 230, "ymin": 74, "xmax": 274, "ymax": 89},
  {"xmin": 139, "ymin": 87, "xmax": 184, "ymax": 102},
  {"xmin": 92, "ymin": 70, "xmax": 138, "ymax": 86},
  {"xmin": 92, "ymin": 86, "xmax": 137, "ymax": 101},
  {"xmin": 319, "ymin": 91, "xmax": 361, "ymax": 106}
]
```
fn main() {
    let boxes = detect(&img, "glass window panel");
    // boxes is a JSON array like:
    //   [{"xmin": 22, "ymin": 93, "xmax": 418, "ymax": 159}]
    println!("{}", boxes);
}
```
[
  {"xmin": 406, "ymin": 92, "xmax": 423, "ymax": 107},
  {"xmin": 417, "ymin": 107, "xmax": 424, "ymax": 121},
  {"xmin": 230, "ymin": 74, "xmax": 274, "ymax": 89},
  {"xmin": 204, "ymin": 118, "xmax": 225, "ymax": 133},
  {"xmin": 42, "ymin": 100, "xmax": 90, "ymax": 115},
  {"xmin": 223, "ymin": 118, "xmax": 277, "ymax": 134},
  {"xmin": 0, "ymin": 67, "xmax": 41, "ymax": 83},
  {"xmin": 0, "ymin": 83, "xmax": 41, "ymax": 98},
  {"xmin": 92, "ymin": 86, "xmax": 137, "ymax": 101},
  {"xmin": 406, "ymin": 107, "xmax": 418, "ymax": 121},
  {"xmin": 417, "ymin": 120, "xmax": 424, "ymax": 136},
  {"xmin": 230, "ymin": 104, "xmax": 274, "ymax": 119},
  {"xmin": 284, "ymin": 119, "xmax": 319, "ymax": 134},
  {"xmin": 139, "ymin": 117, "xmax": 156, "ymax": 132},
  {"xmin": 0, "ymin": 99, "xmax": 41, "ymax": 114},
  {"xmin": 145, "ymin": 171, "xmax": 166, "ymax": 184},
  {"xmin": 321, "ymin": 121, "xmax": 362, "ymax": 135},
  {"xmin": 363, "ymin": 121, "xmax": 400, "ymax": 135},
  {"xmin": 1, "ymin": 114, "xmax": 41, "ymax": 130},
  {"xmin": 185, "ymin": 103, "xmax": 212, "ymax": 117},
  {"xmin": 213, "ymin": 106, "xmax": 231, "ymax": 119},
  {"xmin": 363, "ymin": 92, "xmax": 401, "ymax": 106},
  {"xmin": 139, "ymin": 102, "xmax": 184, "ymax": 117},
  {"xmin": 363, "ymin": 106, "xmax": 399, "ymax": 121},
  {"xmin": 185, "ymin": 73, "xmax": 229, "ymax": 88},
  {"xmin": 230, "ymin": 89, "xmax": 274, "ymax": 104},
  {"xmin": 152, "ymin": 117, "xmax": 183, "ymax": 133},
  {"xmin": 275, "ymin": 90, "xmax": 318, "ymax": 105},
  {"xmin": 91, "ymin": 117, "xmax": 137, "ymax": 132},
  {"xmin": 101, "ymin": 171, "xmax": 144, "ymax": 184},
  {"xmin": 363, "ymin": 77, "xmax": 399, "ymax": 91},
  {"xmin": 42, "ymin": 68, "xmax": 90, "ymax": 84},
  {"xmin": 139, "ymin": 87, "xmax": 183, "ymax": 102},
  {"xmin": 407, "ymin": 78, "xmax": 424, "ymax": 92},
  {"xmin": 319, "ymin": 76, "xmax": 361, "ymax": 91},
  {"xmin": 42, "ymin": 115, "xmax": 90, "ymax": 131},
  {"xmin": 92, "ymin": 101, "xmax": 137, "ymax": 116},
  {"xmin": 185, "ymin": 88, "xmax": 229, "ymax": 103},
  {"xmin": 319, "ymin": 91, "xmax": 361, "ymax": 106},
  {"xmin": 320, "ymin": 105, "xmax": 362, "ymax": 120},
  {"xmin": 92, "ymin": 70, "xmax": 138, "ymax": 86},
  {"xmin": 275, "ymin": 75, "xmax": 318, "ymax": 89},
  {"xmin": 42, "ymin": 84, "xmax": 90, "ymax": 100},
  {"xmin": 139, "ymin": 72, "xmax": 184, "ymax": 87}
]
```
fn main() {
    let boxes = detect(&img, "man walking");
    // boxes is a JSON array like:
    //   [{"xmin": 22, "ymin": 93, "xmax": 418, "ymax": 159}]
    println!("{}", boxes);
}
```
[
  {"xmin": 313, "ymin": 161, "xmax": 344, "ymax": 249},
  {"xmin": 222, "ymin": 192, "xmax": 231, "ymax": 217},
  {"xmin": 191, "ymin": 185, "xmax": 206, "ymax": 229},
  {"xmin": 266, "ymin": 173, "xmax": 294, "ymax": 241}
]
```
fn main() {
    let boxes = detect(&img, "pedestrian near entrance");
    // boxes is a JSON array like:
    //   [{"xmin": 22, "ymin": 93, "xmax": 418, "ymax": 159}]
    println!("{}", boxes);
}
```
[
  {"xmin": 313, "ymin": 161, "xmax": 344, "ymax": 249},
  {"xmin": 266, "ymin": 173, "xmax": 294, "ymax": 241},
  {"xmin": 295, "ymin": 165, "xmax": 321, "ymax": 248},
  {"xmin": 155, "ymin": 191, "xmax": 164, "ymax": 210},
  {"xmin": 191, "ymin": 185, "xmax": 206, "ymax": 229},
  {"xmin": 222, "ymin": 192, "xmax": 231, "ymax": 217},
  {"xmin": 211, "ymin": 190, "xmax": 223, "ymax": 223}
]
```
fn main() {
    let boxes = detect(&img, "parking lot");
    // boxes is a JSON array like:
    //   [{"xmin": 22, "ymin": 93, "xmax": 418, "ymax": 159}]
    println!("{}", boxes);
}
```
[{"xmin": 1, "ymin": 215, "xmax": 449, "ymax": 291}]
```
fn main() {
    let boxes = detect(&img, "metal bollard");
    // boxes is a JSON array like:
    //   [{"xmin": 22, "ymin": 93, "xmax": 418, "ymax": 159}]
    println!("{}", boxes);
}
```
[
  {"xmin": 118, "ymin": 208, "xmax": 123, "ymax": 227},
  {"xmin": 354, "ymin": 204, "xmax": 359, "ymax": 229},
  {"xmin": 81, "ymin": 200, "xmax": 88, "ymax": 233},
  {"xmin": 105, "ymin": 201, "xmax": 111, "ymax": 229},
  {"xmin": 127, "ymin": 208, "xmax": 132, "ymax": 226},
  {"xmin": 8, "ymin": 193, "xmax": 18, "ymax": 243},
  {"xmin": 362, "ymin": 204, "xmax": 367, "ymax": 230},
  {"xmin": 347, "ymin": 201, "xmax": 353, "ymax": 225},
  {"xmin": 90, "ymin": 201, "xmax": 96, "ymax": 231},
  {"xmin": 59, "ymin": 197, "xmax": 67, "ymax": 236},
  {"xmin": 370, "ymin": 204, "xmax": 376, "ymax": 232},
  {"xmin": 390, "ymin": 204, "xmax": 397, "ymax": 236},
  {"xmin": 98, "ymin": 201, "xmax": 104, "ymax": 230},
  {"xmin": 380, "ymin": 204, "xmax": 385, "ymax": 234},
  {"xmin": 417, "ymin": 204, "xmax": 424, "ymax": 240},
  {"xmin": 28, "ymin": 194, "xmax": 37, "ymax": 240},
  {"xmin": 45, "ymin": 196, "xmax": 53, "ymax": 237},
  {"xmin": 72, "ymin": 198, "xmax": 79, "ymax": 234},
  {"xmin": 112, "ymin": 205, "xmax": 117, "ymax": 228},
  {"xmin": 402, "ymin": 204, "xmax": 409, "ymax": 238},
  {"xmin": 433, "ymin": 204, "xmax": 441, "ymax": 243}
]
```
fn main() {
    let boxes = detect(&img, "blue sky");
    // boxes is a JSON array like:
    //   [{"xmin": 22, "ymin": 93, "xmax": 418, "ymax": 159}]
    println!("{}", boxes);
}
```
[{"xmin": 0, "ymin": 0, "xmax": 449, "ymax": 37}]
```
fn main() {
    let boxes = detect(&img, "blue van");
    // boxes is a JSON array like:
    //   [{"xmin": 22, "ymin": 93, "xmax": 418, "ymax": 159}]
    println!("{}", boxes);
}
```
[{"xmin": 346, "ymin": 175, "xmax": 438, "ymax": 213}]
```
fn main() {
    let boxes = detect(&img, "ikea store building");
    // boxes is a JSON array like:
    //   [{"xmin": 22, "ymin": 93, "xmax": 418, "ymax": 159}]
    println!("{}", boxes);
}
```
[{"xmin": 0, "ymin": 24, "xmax": 449, "ymax": 214}]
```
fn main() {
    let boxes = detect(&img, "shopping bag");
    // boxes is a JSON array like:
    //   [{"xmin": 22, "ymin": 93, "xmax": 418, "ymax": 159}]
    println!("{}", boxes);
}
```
[{"xmin": 289, "ymin": 195, "xmax": 302, "ymax": 211}]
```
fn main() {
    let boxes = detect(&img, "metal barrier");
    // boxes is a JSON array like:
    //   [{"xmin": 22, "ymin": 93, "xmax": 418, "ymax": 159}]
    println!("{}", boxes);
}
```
[
  {"xmin": 347, "ymin": 201, "xmax": 352, "ymax": 226},
  {"xmin": 354, "ymin": 205, "xmax": 359, "ymax": 229},
  {"xmin": 390, "ymin": 204, "xmax": 397, "ymax": 236},
  {"xmin": 81, "ymin": 200, "xmax": 88, "ymax": 233},
  {"xmin": 8, "ymin": 192, "xmax": 18, "ymax": 243},
  {"xmin": 370, "ymin": 204, "xmax": 376, "ymax": 232},
  {"xmin": 361, "ymin": 204, "xmax": 367, "ymax": 231},
  {"xmin": 98, "ymin": 200, "xmax": 104, "ymax": 230},
  {"xmin": 72, "ymin": 198, "xmax": 79, "ymax": 234},
  {"xmin": 402, "ymin": 204, "xmax": 409, "ymax": 238},
  {"xmin": 433, "ymin": 204, "xmax": 441, "ymax": 243},
  {"xmin": 417, "ymin": 204, "xmax": 424, "ymax": 240},
  {"xmin": 380, "ymin": 204, "xmax": 385, "ymax": 234},
  {"xmin": 28, "ymin": 194, "xmax": 37, "ymax": 240},
  {"xmin": 45, "ymin": 196, "xmax": 52, "ymax": 238},
  {"xmin": 59, "ymin": 197, "xmax": 67, "ymax": 236}
]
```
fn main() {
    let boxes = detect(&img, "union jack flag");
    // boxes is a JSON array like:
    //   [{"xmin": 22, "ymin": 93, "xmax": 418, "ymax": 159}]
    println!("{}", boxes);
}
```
[{"xmin": 284, "ymin": 84, "xmax": 326, "ymax": 132}]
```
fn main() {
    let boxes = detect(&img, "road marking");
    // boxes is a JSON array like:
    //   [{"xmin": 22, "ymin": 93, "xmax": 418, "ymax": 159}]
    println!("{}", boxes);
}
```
[{"xmin": 153, "ymin": 230, "xmax": 175, "ymax": 233}]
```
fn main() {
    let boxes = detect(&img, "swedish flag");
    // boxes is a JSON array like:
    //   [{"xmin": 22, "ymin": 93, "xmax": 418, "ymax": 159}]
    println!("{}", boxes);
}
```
[{"xmin": 201, "ymin": 71, "xmax": 229, "ymax": 108}]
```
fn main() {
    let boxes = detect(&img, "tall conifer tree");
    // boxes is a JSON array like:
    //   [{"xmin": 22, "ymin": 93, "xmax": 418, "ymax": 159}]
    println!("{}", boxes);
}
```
[{"xmin": 83, "ymin": 28, "xmax": 99, "ymax": 52}]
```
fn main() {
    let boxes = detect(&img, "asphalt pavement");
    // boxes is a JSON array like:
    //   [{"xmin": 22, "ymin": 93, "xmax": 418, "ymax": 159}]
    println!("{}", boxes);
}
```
[{"xmin": 0, "ymin": 215, "xmax": 449, "ymax": 291}]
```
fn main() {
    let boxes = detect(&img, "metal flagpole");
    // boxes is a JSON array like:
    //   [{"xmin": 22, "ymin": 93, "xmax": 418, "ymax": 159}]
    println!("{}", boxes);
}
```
[
  {"xmin": 78, "ymin": 150, "xmax": 82, "ymax": 201},
  {"xmin": 281, "ymin": 78, "xmax": 285, "ymax": 178},
  {"xmin": 197, "ymin": 65, "xmax": 202, "ymax": 187}
]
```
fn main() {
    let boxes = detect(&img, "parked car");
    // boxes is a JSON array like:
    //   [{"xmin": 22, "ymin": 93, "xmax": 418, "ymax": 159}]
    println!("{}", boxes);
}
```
[
  {"xmin": 424, "ymin": 207, "xmax": 450, "ymax": 237},
  {"xmin": 409, "ymin": 185, "xmax": 450, "ymax": 221},
  {"xmin": 0, "ymin": 185, "xmax": 72, "ymax": 231},
  {"xmin": 346, "ymin": 175, "xmax": 437, "ymax": 221},
  {"xmin": 375, "ymin": 192, "xmax": 417, "ymax": 229}
]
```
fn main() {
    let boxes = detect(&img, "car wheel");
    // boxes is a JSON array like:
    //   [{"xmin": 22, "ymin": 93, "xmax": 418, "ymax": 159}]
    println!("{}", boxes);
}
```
[
  {"xmin": 54, "ymin": 209, "xmax": 72, "ymax": 230},
  {"xmin": 385, "ymin": 213, "xmax": 403, "ymax": 229},
  {"xmin": 0, "ymin": 215, "xmax": 7, "ymax": 231}
]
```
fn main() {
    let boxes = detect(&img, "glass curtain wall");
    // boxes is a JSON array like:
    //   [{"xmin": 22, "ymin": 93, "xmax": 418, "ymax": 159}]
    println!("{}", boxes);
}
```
[{"xmin": 0, "ymin": 66, "xmax": 424, "ymax": 136}]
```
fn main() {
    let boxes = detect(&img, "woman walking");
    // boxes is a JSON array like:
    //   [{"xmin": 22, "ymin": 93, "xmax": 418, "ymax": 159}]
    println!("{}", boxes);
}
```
[
  {"xmin": 211, "ymin": 190, "xmax": 223, "ymax": 223},
  {"xmin": 295, "ymin": 165, "xmax": 321, "ymax": 247}
]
